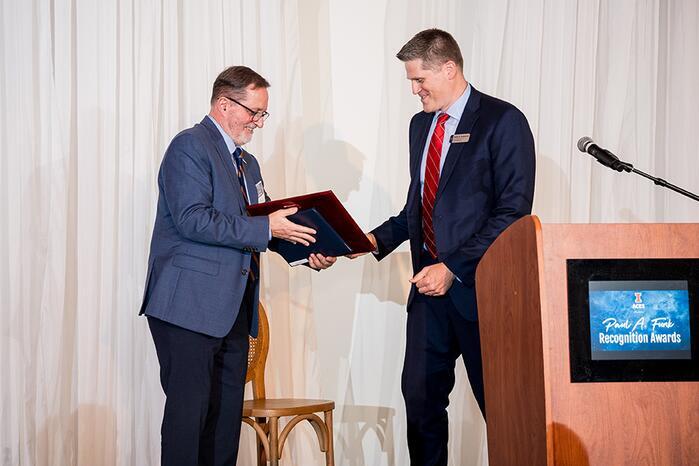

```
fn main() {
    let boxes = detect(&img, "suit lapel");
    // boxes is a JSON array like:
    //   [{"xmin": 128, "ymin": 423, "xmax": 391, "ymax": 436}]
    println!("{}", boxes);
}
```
[
  {"xmin": 410, "ymin": 114, "xmax": 432, "ymax": 177},
  {"xmin": 409, "ymin": 114, "xmax": 433, "ymax": 203},
  {"xmin": 239, "ymin": 149, "xmax": 260, "ymax": 205},
  {"xmin": 436, "ymin": 87, "xmax": 481, "ymax": 200},
  {"xmin": 200, "ymin": 117, "xmax": 247, "ymax": 213}
]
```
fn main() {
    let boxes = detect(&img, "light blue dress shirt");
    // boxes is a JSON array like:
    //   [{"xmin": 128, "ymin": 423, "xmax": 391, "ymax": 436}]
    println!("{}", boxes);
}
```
[
  {"xmin": 419, "ymin": 84, "xmax": 472, "ymax": 195},
  {"xmin": 417, "ymin": 84, "xmax": 471, "ymax": 273},
  {"xmin": 207, "ymin": 115, "xmax": 272, "ymax": 240},
  {"xmin": 207, "ymin": 115, "xmax": 252, "ymax": 201}
]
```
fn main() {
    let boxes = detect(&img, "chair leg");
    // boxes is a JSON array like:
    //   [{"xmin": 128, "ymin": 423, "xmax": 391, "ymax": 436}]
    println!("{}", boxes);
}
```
[
  {"xmin": 256, "ymin": 418, "xmax": 267, "ymax": 466},
  {"xmin": 269, "ymin": 416, "xmax": 280, "ymax": 466},
  {"xmin": 324, "ymin": 410, "xmax": 335, "ymax": 466}
]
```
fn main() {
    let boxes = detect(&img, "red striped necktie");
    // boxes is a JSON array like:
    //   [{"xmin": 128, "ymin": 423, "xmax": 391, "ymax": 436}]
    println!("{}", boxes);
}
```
[{"xmin": 422, "ymin": 112, "xmax": 450, "ymax": 259}]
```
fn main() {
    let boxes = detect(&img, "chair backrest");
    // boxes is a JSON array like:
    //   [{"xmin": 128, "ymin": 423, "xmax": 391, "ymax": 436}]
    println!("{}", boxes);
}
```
[{"xmin": 246, "ymin": 302, "xmax": 269, "ymax": 399}]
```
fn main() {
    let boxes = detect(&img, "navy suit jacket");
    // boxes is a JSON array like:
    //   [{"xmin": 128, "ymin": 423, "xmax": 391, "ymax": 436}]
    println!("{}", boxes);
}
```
[
  {"xmin": 140, "ymin": 116, "xmax": 271, "ymax": 337},
  {"xmin": 371, "ymin": 86, "xmax": 536, "ymax": 321}
]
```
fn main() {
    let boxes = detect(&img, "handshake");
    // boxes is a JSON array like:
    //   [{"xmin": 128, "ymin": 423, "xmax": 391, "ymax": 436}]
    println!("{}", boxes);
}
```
[
  {"xmin": 267, "ymin": 206, "xmax": 454, "ymax": 297},
  {"xmin": 267, "ymin": 205, "xmax": 377, "ymax": 270}
]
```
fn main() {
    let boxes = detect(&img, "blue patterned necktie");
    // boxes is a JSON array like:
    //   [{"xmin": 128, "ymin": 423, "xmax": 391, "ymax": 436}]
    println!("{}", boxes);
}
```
[
  {"xmin": 232, "ymin": 147, "xmax": 249, "ymax": 204},
  {"xmin": 231, "ymin": 147, "xmax": 259, "ymax": 281}
]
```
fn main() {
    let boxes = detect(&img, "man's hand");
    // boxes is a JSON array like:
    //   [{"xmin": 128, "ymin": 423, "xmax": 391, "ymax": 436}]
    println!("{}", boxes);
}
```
[
  {"xmin": 409, "ymin": 262, "xmax": 455, "ymax": 296},
  {"xmin": 348, "ymin": 233, "xmax": 378, "ymax": 259},
  {"xmin": 309, "ymin": 253, "xmax": 337, "ymax": 270},
  {"xmin": 269, "ymin": 207, "xmax": 316, "ymax": 246}
]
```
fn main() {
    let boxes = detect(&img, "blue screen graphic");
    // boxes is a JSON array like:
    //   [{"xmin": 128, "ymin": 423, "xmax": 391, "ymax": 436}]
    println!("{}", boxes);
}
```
[{"xmin": 589, "ymin": 280, "xmax": 691, "ymax": 360}]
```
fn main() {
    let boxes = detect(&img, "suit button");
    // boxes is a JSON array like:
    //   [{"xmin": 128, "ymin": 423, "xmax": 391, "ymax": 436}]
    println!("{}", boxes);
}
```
[{"xmin": 241, "ymin": 269, "xmax": 248, "ymax": 276}]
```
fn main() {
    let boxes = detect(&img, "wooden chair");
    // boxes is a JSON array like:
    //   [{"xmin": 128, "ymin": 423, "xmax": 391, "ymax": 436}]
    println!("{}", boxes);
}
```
[{"xmin": 243, "ymin": 303, "xmax": 335, "ymax": 465}]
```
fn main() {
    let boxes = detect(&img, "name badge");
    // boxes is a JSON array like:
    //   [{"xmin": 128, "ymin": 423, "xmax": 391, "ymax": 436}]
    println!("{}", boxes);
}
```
[
  {"xmin": 255, "ymin": 181, "xmax": 266, "ymax": 203},
  {"xmin": 450, "ymin": 133, "xmax": 470, "ymax": 144}
]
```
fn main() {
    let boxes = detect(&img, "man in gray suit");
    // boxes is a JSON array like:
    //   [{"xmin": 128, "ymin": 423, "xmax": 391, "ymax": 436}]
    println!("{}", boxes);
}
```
[{"xmin": 140, "ymin": 65, "xmax": 335, "ymax": 466}]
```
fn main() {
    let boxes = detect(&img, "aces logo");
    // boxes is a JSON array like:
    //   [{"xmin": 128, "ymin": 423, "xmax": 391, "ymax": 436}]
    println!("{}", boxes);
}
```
[{"xmin": 632, "ymin": 292, "xmax": 646, "ymax": 310}]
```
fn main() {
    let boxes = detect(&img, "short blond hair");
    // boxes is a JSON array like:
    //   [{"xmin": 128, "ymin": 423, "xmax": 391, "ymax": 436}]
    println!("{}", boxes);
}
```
[{"xmin": 396, "ymin": 29, "xmax": 463, "ymax": 70}]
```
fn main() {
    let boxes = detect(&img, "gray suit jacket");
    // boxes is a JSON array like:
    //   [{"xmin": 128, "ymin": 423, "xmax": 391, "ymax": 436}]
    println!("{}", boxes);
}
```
[{"xmin": 139, "ymin": 116, "xmax": 270, "ymax": 337}]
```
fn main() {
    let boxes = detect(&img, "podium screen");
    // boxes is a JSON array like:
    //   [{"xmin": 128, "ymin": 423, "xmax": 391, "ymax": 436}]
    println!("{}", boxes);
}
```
[
  {"xmin": 567, "ymin": 259, "xmax": 699, "ymax": 382},
  {"xmin": 589, "ymin": 280, "xmax": 691, "ymax": 360}
]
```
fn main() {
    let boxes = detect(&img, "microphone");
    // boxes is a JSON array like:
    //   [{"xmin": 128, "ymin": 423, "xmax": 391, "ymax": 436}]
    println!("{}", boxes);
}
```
[
  {"xmin": 577, "ymin": 137, "xmax": 632, "ymax": 172},
  {"xmin": 575, "ymin": 136, "xmax": 699, "ymax": 202}
]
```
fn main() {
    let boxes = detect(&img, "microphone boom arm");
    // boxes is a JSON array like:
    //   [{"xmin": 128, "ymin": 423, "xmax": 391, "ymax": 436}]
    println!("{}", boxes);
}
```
[
  {"xmin": 577, "ymin": 136, "xmax": 699, "ymax": 202},
  {"xmin": 629, "ymin": 166, "xmax": 699, "ymax": 202}
]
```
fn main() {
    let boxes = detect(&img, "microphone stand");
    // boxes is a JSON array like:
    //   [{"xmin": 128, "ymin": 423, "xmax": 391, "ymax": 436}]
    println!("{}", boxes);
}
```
[{"xmin": 609, "ymin": 160, "xmax": 699, "ymax": 202}]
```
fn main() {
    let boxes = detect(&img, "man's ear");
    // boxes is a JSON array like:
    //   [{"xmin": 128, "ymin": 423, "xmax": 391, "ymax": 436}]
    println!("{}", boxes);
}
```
[
  {"xmin": 213, "ymin": 95, "xmax": 229, "ymax": 113},
  {"xmin": 443, "ymin": 60, "xmax": 457, "ymax": 79}
]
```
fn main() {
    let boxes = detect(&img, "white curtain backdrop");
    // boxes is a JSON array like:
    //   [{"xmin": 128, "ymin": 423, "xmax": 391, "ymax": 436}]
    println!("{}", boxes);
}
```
[{"xmin": 2, "ymin": 1, "xmax": 698, "ymax": 465}]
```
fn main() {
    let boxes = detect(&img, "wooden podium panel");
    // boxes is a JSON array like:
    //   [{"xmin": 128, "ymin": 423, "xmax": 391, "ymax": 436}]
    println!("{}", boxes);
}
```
[
  {"xmin": 474, "ymin": 216, "xmax": 550, "ymax": 466},
  {"xmin": 476, "ymin": 216, "xmax": 699, "ymax": 466}
]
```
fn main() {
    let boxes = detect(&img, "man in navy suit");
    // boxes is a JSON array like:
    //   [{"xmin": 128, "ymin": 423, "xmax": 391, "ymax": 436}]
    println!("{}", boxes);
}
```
[
  {"xmin": 140, "ymin": 66, "xmax": 335, "ymax": 466},
  {"xmin": 357, "ymin": 30, "xmax": 535, "ymax": 465}
]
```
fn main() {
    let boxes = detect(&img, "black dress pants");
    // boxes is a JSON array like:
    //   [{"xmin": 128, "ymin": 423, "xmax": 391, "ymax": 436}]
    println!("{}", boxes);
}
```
[
  {"xmin": 401, "ymin": 251, "xmax": 486, "ymax": 466},
  {"xmin": 148, "ymin": 283, "xmax": 253, "ymax": 466}
]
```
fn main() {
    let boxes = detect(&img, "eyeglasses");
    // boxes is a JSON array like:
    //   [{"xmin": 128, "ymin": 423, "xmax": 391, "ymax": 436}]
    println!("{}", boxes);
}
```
[{"xmin": 223, "ymin": 96, "xmax": 269, "ymax": 122}]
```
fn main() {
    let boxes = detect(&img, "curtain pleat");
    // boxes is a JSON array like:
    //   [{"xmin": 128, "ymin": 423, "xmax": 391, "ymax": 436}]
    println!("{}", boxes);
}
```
[{"xmin": 2, "ymin": 1, "xmax": 697, "ymax": 465}]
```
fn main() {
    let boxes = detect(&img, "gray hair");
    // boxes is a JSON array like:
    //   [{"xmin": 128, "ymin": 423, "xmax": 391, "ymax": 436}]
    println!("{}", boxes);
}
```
[{"xmin": 210, "ymin": 66, "xmax": 270, "ymax": 104}]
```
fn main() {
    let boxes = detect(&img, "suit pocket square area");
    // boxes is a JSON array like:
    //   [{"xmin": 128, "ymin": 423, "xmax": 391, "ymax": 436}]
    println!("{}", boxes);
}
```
[{"xmin": 172, "ymin": 254, "xmax": 220, "ymax": 276}]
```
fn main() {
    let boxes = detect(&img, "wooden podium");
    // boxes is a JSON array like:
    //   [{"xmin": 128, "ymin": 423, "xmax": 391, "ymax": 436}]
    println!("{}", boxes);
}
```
[{"xmin": 474, "ymin": 215, "xmax": 699, "ymax": 466}]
